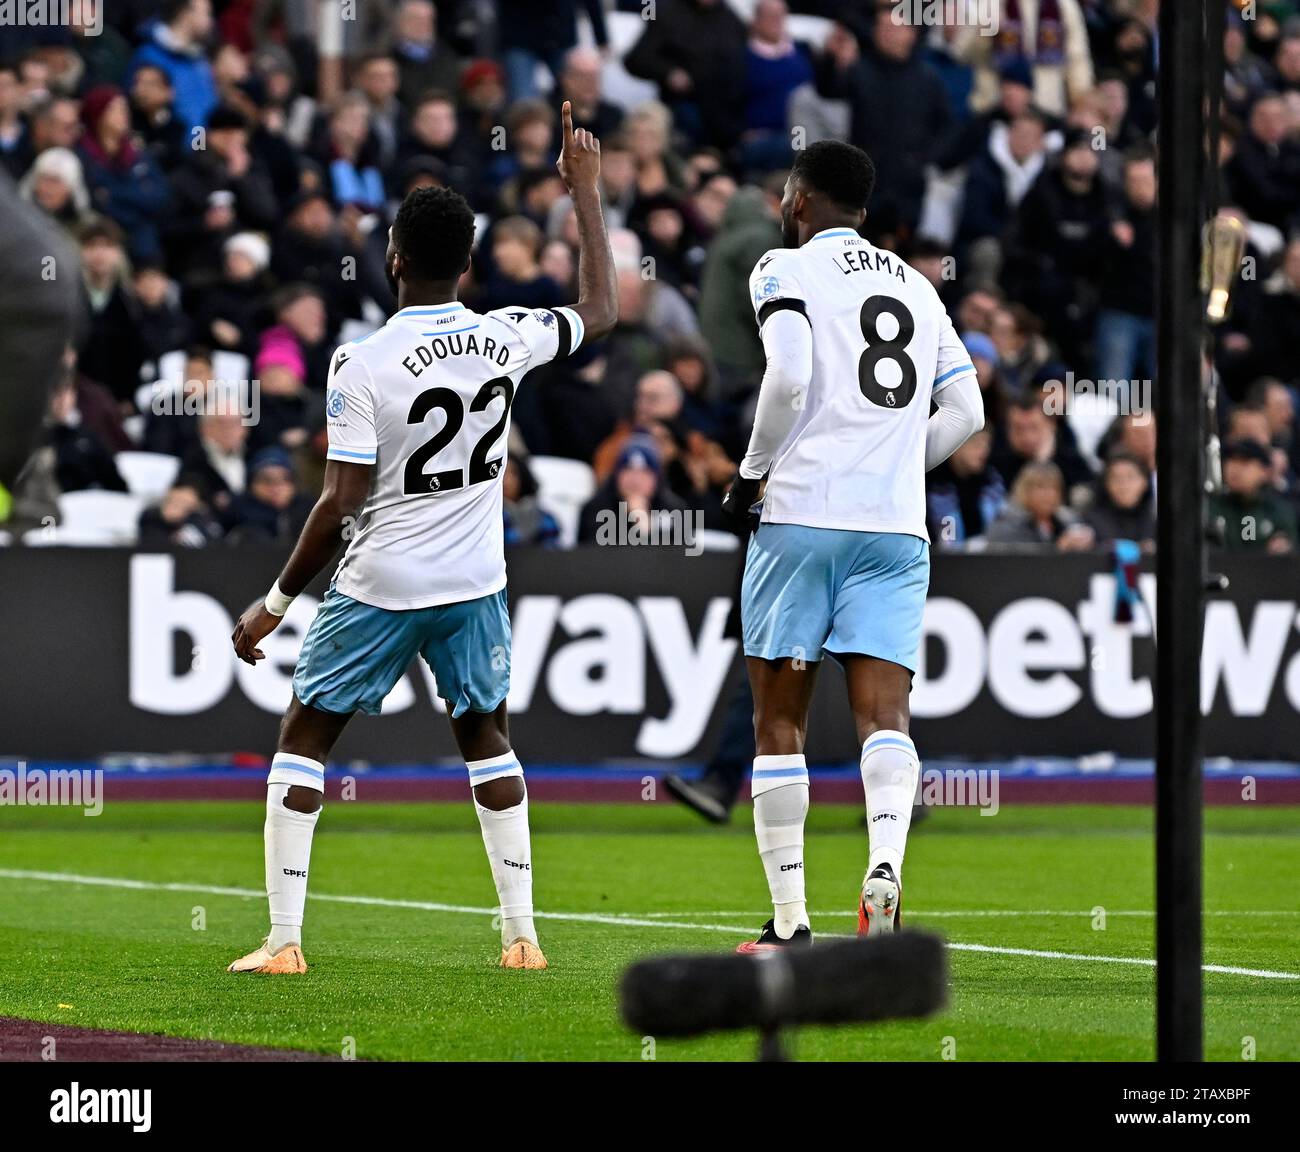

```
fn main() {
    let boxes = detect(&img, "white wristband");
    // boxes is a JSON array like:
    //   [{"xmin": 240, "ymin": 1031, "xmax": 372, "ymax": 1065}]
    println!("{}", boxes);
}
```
[{"xmin": 264, "ymin": 580, "xmax": 294, "ymax": 617}]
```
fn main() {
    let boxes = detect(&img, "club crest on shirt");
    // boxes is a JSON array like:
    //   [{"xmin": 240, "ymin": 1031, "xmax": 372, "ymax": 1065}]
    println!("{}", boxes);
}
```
[
  {"xmin": 326, "ymin": 388, "xmax": 346, "ymax": 418},
  {"xmin": 753, "ymin": 275, "xmax": 780, "ymax": 304}
]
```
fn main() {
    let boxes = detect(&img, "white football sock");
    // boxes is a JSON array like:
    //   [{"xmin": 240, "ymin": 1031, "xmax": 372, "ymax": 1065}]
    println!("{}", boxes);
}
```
[
  {"xmin": 263, "ymin": 771, "xmax": 322, "ymax": 952},
  {"xmin": 474, "ymin": 769, "xmax": 535, "ymax": 946},
  {"xmin": 860, "ymin": 730, "xmax": 920, "ymax": 881},
  {"xmin": 751, "ymin": 755, "xmax": 809, "ymax": 938}
]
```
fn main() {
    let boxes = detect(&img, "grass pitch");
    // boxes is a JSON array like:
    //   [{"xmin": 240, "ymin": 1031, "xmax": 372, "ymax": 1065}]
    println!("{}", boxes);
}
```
[{"xmin": 0, "ymin": 800, "xmax": 1295, "ymax": 1061}]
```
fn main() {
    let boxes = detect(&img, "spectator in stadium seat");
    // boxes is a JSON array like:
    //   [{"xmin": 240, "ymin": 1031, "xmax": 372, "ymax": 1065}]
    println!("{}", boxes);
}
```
[
  {"xmin": 164, "ymin": 103, "xmax": 279, "ymax": 282},
  {"xmin": 143, "ymin": 346, "xmax": 213, "ymax": 459},
  {"xmin": 479, "ymin": 215, "xmax": 563, "ymax": 314},
  {"xmin": 249, "ymin": 326, "xmax": 313, "ymax": 453},
  {"xmin": 271, "ymin": 189, "xmax": 365, "ymax": 332},
  {"xmin": 78, "ymin": 85, "xmax": 171, "ymax": 265},
  {"xmin": 498, "ymin": 0, "xmax": 609, "ymax": 103},
  {"xmin": 129, "ymin": 64, "xmax": 186, "ymax": 172},
  {"xmin": 926, "ymin": 427, "xmax": 1007, "ymax": 548},
  {"xmin": 938, "ymin": 55, "xmax": 1043, "ymax": 174},
  {"xmin": 223, "ymin": 444, "xmax": 313, "ymax": 543},
  {"xmin": 625, "ymin": 191, "xmax": 703, "ymax": 294},
  {"xmin": 133, "ymin": 263, "xmax": 192, "ymax": 375},
  {"xmin": 991, "ymin": 387, "xmax": 1095, "ymax": 501},
  {"xmin": 698, "ymin": 184, "xmax": 782, "ymax": 400},
  {"xmin": 0, "ymin": 62, "xmax": 31, "ymax": 179},
  {"xmin": 1246, "ymin": 239, "xmax": 1300, "ymax": 386},
  {"xmin": 1209, "ymin": 438, "xmax": 1298, "ymax": 554},
  {"xmin": 1082, "ymin": 452, "xmax": 1156, "ymax": 550},
  {"xmin": 27, "ymin": 95, "xmax": 82, "ymax": 156},
  {"xmin": 391, "ymin": 0, "xmax": 464, "ymax": 110},
  {"xmin": 180, "ymin": 405, "xmax": 249, "ymax": 522},
  {"xmin": 318, "ymin": 92, "xmax": 385, "ymax": 214},
  {"xmin": 128, "ymin": 0, "xmax": 219, "ymax": 134},
  {"xmin": 42, "ymin": 375, "xmax": 129, "ymax": 496},
  {"xmin": 1004, "ymin": 130, "xmax": 1108, "ymax": 361},
  {"xmin": 986, "ymin": 460, "xmax": 1095, "ymax": 550},
  {"xmin": 624, "ymin": 0, "xmax": 749, "ymax": 149},
  {"xmin": 664, "ymin": 334, "xmax": 727, "ymax": 442},
  {"xmin": 353, "ymin": 53, "xmax": 403, "ymax": 173},
  {"xmin": 558, "ymin": 47, "xmax": 624, "ymax": 142},
  {"xmin": 271, "ymin": 284, "xmax": 334, "ymax": 391},
  {"xmin": 393, "ymin": 90, "xmax": 482, "ymax": 208},
  {"xmin": 592, "ymin": 370, "xmax": 685, "ymax": 482},
  {"xmin": 814, "ymin": 8, "xmax": 952, "ymax": 242},
  {"xmin": 989, "ymin": 304, "xmax": 1058, "ymax": 395},
  {"xmin": 138, "ymin": 477, "xmax": 224, "ymax": 547},
  {"xmin": 1251, "ymin": 377, "xmax": 1300, "ymax": 481},
  {"xmin": 578, "ymin": 435, "xmax": 692, "ymax": 544},
  {"xmin": 957, "ymin": 0, "xmax": 1095, "ymax": 119},
  {"xmin": 962, "ymin": 331, "xmax": 1007, "ymax": 430},
  {"xmin": 77, "ymin": 217, "xmax": 147, "ymax": 409},
  {"xmin": 1226, "ymin": 93, "xmax": 1300, "ymax": 234},
  {"xmin": 1095, "ymin": 147, "xmax": 1157, "ymax": 388},
  {"xmin": 741, "ymin": 0, "xmax": 814, "ymax": 175},
  {"xmin": 193, "ymin": 232, "xmax": 272, "ymax": 360},
  {"xmin": 502, "ymin": 455, "xmax": 562, "ymax": 548},
  {"xmin": 955, "ymin": 109, "xmax": 1051, "ymax": 283},
  {"xmin": 17, "ymin": 146, "xmax": 90, "ymax": 234}
]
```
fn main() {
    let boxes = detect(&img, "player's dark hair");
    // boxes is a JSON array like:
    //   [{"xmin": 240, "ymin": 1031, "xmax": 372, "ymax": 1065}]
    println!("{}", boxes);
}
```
[
  {"xmin": 790, "ymin": 140, "xmax": 876, "ymax": 212},
  {"xmin": 391, "ymin": 185, "xmax": 476, "ymax": 282}
]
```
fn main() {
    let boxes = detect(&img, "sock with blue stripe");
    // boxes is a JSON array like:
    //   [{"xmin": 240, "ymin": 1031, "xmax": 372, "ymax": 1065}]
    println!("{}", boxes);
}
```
[
  {"xmin": 860, "ymin": 730, "xmax": 920, "ymax": 881},
  {"xmin": 468, "ymin": 751, "xmax": 536, "ymax": 946},
  {"xmin": 752, "ymin": 755, "xmax": 809, "ymax": 938},
  {"xmin": 264, "ymin": 767, "xmax": 323, "ymax": 953}
]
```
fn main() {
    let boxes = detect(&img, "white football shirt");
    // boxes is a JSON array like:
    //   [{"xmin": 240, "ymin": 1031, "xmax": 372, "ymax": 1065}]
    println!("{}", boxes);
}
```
[
  {"xmin": 748, "ymin": 227, "xmax": 974, "ymax": 541},
  {"xmin": 324, "ymin": 301, "xmax": 584, "ymax": 609}
]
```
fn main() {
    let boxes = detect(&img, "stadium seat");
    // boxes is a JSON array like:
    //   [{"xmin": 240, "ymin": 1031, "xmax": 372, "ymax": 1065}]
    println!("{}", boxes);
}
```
[
  {"xmin": 115, "ymin": 451, "xmax": 181, "ymax": 505},
  {"xmin": 55, "ymin": 490, "xmax": 145, "ymax": 546},
  {"xmin": 529, "ymin": 455, "xmax": 596, "ymax": 548}
]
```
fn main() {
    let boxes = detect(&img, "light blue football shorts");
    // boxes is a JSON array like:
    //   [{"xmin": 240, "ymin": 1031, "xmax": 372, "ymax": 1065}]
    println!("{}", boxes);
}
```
[
  {"xmin": 292, "ymin": 585, "xmax": 510, "ymax": 718},
  {"xmin": 741, "ymin": 523, "xmax": 930, "ymax": 673}
]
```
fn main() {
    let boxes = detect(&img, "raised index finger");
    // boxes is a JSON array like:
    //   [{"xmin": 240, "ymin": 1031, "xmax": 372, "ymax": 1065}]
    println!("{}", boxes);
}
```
[{"xmin": 561, "ymin": 100, "xmax": 574, "ymax": 142}]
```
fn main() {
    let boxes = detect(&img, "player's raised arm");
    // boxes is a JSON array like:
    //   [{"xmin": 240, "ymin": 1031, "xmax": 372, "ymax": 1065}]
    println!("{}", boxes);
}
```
[{"xmin": 555, "ymin": 99, "xmax": 617, "ymax": 342}]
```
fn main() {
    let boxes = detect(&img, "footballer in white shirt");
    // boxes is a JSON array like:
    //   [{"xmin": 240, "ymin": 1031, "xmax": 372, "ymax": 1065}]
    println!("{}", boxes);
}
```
[
  {"xmin": 722, "ymin": 141, "xmax": 985, "ymax": 953},
  {"xmin": 226, "ymin": 103, "xmax": 616, "ymax": 975}
]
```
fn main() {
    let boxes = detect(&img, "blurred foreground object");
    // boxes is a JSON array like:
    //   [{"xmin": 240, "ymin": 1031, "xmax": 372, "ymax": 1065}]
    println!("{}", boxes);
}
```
[
  {"xmin": 620, "ymin": 931, "xmax": 946, "ymax": 1061},
  {"xmin": 0, "ymin": 174, "xmax": 80, "ymax": 488}
]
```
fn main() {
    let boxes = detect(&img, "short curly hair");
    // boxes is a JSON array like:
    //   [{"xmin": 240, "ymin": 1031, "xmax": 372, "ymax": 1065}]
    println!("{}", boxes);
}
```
[
  {"xmin": 392, "ymin": 185, "xmax": 476, "ymax": 282},
  {"xmin": 791, "ymin": 140, "xmax": 876, "ymax": 212}
]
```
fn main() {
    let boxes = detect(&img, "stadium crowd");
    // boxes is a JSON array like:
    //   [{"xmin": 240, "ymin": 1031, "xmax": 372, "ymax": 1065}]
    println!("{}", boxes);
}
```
[{"xmin": 0, "ymin": 0, "xmax": 1297, "ymax": 554}]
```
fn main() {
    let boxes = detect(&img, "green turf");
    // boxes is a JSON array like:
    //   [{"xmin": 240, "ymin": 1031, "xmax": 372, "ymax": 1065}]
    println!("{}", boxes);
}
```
[{"xmin": 0, "ymin": 801, "xmax": 1295, "ymax": 1061}]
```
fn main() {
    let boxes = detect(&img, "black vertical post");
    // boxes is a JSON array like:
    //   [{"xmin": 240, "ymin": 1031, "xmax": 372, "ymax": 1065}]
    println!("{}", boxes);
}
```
[{"xmin": 1155, "ymin": 0, "xmax": 1206, "ymax": 1062}]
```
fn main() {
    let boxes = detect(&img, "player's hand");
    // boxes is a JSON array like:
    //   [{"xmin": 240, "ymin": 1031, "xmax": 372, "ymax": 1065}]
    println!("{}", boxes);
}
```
[
  {"xmin": 556, "ymin": 100, "xmax": 600, "ymax": 194},
  {"xmin": 232, "ymin": 601, "xmax": 282, "ymax": 666},
  {"xmin": 721, "ymin": 472, "xmax": 763, "ymax": 532}
]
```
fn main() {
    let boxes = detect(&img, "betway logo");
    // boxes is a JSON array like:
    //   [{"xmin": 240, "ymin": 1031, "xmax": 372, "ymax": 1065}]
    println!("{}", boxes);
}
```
[
  {"xmin": 128, "ymin": 559, "xmax": 1300, "ymax": 756},
  {"xmin": 913, "ymin": 573, "xmax": 1300, "ymax": 720},
  {"xmin": 127, "ymin": 556, "xmax": 734, "ymax": 758}
]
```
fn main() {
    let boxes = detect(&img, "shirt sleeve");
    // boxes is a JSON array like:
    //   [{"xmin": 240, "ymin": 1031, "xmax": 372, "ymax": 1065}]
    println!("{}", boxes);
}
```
[
  {"xmin": 932, "ymin": 309, "xmax": 977, "ymax": 395},
  {"xmin": 488, "ymin": 306, "xmax": 585, "ymax": 370},
  {"xmin": 749, "ymin": 249, "xmax": 809, "ymax": 329},
  {"xmin": 324, "ymin": 346, "xmax": 378, "ymax": 465}
]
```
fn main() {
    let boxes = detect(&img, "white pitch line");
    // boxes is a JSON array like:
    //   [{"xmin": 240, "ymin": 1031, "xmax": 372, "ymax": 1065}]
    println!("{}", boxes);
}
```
[
  {"xmin": 626, "ymin": 909, "xmax": 1300, "ymax": 919},
  {"xmin": 2, "ymin": 868, "xmax": 1296, "ymax": 980}
]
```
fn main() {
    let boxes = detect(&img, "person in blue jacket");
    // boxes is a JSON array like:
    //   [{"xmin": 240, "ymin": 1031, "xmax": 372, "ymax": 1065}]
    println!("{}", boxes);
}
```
[{"xmin": 127, "ymin": 0, "xmax": 218, "ymax": 136}]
